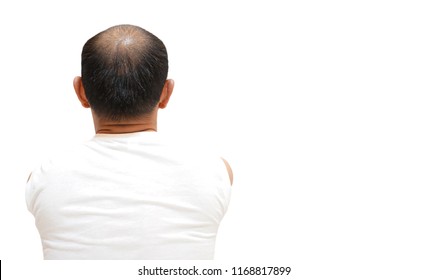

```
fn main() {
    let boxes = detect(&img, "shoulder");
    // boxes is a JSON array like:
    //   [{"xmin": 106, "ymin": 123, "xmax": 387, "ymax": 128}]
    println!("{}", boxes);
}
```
[
  {"xmin": 157, "ymin": 133, "xmax": 233, "ymax": 186},
  {"xmin": 27, "ymin": 141, "xmax": 92, "ymax": 182},
  {"xmin": 169, "ymin": 135, "xmax": 233, "ymax": 186}
]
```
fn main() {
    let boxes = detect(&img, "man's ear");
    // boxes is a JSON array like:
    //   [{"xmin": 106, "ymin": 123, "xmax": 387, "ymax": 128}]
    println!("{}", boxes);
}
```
[
  {"xmin": 73, "ymin": 76, "xmax": 90, "ymax": 108},
  {"xmin": 159, "ymin": 79, "xmax": 174, "ymax": 109}
]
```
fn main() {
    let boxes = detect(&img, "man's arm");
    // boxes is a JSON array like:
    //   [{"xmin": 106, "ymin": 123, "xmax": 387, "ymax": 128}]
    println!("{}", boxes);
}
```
[{"xmin": 221, "ymin": 158, "xmax": 233, "ymax": 186}]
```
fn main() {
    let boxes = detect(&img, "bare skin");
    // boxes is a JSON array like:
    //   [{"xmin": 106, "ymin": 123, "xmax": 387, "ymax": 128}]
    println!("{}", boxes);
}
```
[
  {"xmin": 221, "ymin": 158, "xmax": 234, "ymax": 185},
  {"xmin": 73, "ymin": 77, "xmax": 233, "ymax": 185}
]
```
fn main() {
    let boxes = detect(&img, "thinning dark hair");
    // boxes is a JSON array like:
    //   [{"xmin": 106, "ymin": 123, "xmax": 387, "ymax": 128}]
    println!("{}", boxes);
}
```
[{"xmin": 81, "ymin": 24, "xmax": 168, "ymax": 121}]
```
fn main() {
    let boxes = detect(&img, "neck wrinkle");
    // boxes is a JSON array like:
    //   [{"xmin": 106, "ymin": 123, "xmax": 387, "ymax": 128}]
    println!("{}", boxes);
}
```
[
  {"xmin": 92, "ymin": 111, "xmax": 158, "ymax": 134},
  {"xmin": 95, "ymin": 124, "xmax": 157, "ymax": 135}
]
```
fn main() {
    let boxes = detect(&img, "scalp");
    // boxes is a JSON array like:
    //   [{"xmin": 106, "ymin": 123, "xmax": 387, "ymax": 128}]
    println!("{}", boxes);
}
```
[{"xmin": 88, "ymin": 25, "xmax": 151, "ymax": 74}]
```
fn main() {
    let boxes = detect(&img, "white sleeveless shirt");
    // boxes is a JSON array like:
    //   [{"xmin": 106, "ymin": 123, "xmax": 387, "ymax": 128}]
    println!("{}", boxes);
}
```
[{"xmin": 26, "ymin": 132, "xmax": 231, "ymax": 259}]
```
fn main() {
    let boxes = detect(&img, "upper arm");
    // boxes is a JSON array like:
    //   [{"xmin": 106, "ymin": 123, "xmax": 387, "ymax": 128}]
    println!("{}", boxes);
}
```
[{"xmin": 221, "ymin": 158, "xmax": 233, "ymax": 186}]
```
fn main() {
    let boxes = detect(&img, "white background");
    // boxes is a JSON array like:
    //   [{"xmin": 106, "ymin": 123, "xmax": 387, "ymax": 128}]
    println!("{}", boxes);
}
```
[{"xmin": 1, "ymin": 0, "xmax": 427, "ymax": 279}]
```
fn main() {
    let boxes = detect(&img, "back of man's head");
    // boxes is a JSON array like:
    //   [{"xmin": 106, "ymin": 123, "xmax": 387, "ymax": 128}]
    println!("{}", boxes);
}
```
[{"xmin": 81, "ymin": 24, "xmax": 168, "ymax": 121}]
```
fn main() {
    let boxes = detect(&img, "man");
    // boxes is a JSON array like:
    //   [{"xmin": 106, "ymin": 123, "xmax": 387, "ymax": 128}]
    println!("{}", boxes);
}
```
[{"xmin": 26, "ymin": 24, "xmax": 233, "ymax": 260}]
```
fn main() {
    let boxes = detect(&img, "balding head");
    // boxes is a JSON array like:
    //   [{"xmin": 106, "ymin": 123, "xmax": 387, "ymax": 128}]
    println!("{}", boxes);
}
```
[{"xmin": 80, "ymin": 24, "xmax": 169, "ymax": 121}]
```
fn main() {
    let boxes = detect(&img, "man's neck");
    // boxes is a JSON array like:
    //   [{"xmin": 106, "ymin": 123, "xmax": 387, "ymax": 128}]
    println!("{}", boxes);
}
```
[
  {"xmin": 93, "ymin": 113, "xmax": 157, "ymax": 134},
  {"xmin": 95, "ymin": 124, "xmax": 157, "ymax": 134}
]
